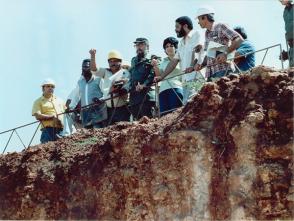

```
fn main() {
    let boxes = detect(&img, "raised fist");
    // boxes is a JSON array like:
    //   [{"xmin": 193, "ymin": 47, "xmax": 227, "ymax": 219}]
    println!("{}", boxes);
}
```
[{"xmin": 89, "ymin": 49, "xmax": 96, "ymax": 56}]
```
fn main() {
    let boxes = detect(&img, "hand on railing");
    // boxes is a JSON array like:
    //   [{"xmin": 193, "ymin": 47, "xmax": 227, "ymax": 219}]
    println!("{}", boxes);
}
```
[
  {"xmin": 153, "ymin": 76, "xmax": 162, "ymax": 83},
  {"xmin": 135, "ymin": 82, "xmax": 145, "ymax": 92},
  {"xmin": 92, "ymin": 97, "xmax": 103, "ymax": 105}
]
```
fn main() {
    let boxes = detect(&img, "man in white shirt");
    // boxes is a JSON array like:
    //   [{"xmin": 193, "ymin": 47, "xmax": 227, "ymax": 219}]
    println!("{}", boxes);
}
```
[
  {"xmin": 155, "ymin": 16, "xmax": 205, "ymax": 104},
  {"xmin": 89, "ymin": 49, "xmax": 131, "ymax": 125}
]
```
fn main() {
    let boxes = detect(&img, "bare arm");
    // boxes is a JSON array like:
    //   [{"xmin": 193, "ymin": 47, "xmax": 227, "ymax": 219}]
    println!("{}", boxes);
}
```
[
  {"xmin": 151, "ymin": 59, "xmax": 161, "ymax": 76},
  {"xmin": 228, "ymin": 37, "xmax": 243, "ymax": 54},
  {"xmin": 89, "ymin": 49, "xmax": 97, "ymax": 72},
  {"xmin": 33, "ymin": 113, "xmax": 55, "ymax": 121},
  {"xmin": 161, "ymin": 58, "xmax": 179, "ymax": 79}
]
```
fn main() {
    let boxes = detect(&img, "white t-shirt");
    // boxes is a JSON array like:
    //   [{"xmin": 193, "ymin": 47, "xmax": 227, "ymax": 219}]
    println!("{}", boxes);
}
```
[{"xmin": 174, "ymin": 30, "xmax": 204, "ymax": 82}]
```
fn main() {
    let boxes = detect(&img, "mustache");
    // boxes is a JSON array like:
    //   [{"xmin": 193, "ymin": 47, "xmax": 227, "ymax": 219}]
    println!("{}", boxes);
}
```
[
  {"xmin": 136, "ymin": 49, "xmax": 144, "ymax": 54},
  {"xmin": 110, "ymin": 63, "xmax": 120, "ymax": 68}
]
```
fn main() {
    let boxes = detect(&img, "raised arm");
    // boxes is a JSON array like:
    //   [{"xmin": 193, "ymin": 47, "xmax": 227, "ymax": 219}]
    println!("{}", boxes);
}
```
[{"xmin": 89, "ymin": 49, "xmax": 98, "ymax": 72}]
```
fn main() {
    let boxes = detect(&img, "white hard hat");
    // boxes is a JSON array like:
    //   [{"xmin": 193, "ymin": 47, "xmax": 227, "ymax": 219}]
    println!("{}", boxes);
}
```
[
  {"xmin": 195, "ymin": 6, "xmax": 215, "ymax": 18},
  {"xmin": 41, "ymin": 78, "xmax": 55, "ymax": 87}
]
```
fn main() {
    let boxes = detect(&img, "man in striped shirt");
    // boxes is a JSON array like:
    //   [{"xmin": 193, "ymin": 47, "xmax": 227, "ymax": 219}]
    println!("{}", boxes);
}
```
[{"xmin": 195, "ymin": 6, "xmax": 243, "ymax": 81}]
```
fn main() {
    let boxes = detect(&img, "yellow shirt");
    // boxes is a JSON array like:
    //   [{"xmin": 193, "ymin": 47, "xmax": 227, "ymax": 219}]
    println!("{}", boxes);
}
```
[{"xmin": 32, "ymin": 95, "xmax": 65, "ymax": 128}]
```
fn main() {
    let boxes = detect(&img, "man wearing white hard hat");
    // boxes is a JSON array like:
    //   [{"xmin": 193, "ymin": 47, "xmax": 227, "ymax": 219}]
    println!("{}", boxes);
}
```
[
  {"xmin": 89, "ymin": 49, "xmax": 131, "ymax": 125},
  {"xmin": 195, "ymin": 6, "xmax": 243, "ymax": 81},
  {"xmin": 32, "ymin": 79, "xmax": 66, "ymax": 143}
]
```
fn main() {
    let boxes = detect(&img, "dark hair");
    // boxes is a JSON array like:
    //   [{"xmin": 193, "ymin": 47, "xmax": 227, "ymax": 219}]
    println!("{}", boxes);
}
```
[
  {"xmin": 163, "ymin": 37, "xmax": 179, "ymax": 49},
  {"xmin": 234, "ymin": 26, "xmax": 247, "ymax": 39},
  {"xmin": 175, "ymin": 16, "xmax": 193, "ymax": 30},
  {"xmin": 200, "ymin": 14, "xmax": 215, "ymax": 23},
  {"xmin": 82, "ymin": 59, "xmax": 91, "ymax": 66}
]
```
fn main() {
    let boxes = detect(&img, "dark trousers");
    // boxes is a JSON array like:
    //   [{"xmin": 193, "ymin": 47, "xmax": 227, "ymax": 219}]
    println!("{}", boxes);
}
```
[
  {"xmin": 130, "ymin": 101, "xmax": 155, "ymax": 120},
  {"xmin": 84, "ymin": 122, "xmax": 105, "ymax": 129},
  {"xmin": 159, "ymin": 88, "xmax": 183, "ymax": 115},
  {"xmin": 40, "ymin": 127, "xmax": 62, "ymax": 144},
  {"xmin": 107, "ymin": 105, "xmax": 131, "ymax": 125}
]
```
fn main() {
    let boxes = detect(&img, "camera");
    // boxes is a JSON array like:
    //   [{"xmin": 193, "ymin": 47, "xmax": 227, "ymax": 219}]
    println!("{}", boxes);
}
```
[{"xmin": 113, "ymin": 81, "xmax": 124, "ymax": 89}]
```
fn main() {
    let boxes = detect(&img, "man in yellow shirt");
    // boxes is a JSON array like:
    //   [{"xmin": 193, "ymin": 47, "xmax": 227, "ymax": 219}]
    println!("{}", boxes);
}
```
[{"xmin": 32, "ymin": 79, "xmax": 65, "ymax": 143}]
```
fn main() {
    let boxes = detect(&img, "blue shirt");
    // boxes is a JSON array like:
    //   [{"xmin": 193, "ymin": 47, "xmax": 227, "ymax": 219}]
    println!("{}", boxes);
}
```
[{"xmin": 236, "ymin": 40, "xmax": 255, "ymax": 72}]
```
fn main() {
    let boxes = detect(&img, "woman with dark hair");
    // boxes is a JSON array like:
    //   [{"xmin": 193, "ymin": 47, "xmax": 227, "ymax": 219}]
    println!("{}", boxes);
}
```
[{"xmin": 152, "ymin": 37, "xmax": 183, "ymax": 115}]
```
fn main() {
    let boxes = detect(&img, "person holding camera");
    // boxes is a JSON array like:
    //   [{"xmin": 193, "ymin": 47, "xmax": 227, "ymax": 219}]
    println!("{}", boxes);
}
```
[
  {"xmin": 90, "ymin": 49, "xmax": 130, "ymax": 125},
  {"xmin": 123, "ymin": 38, "xmax": 156, "ymax": 120},
  {"xmin": 66, "ymin": 59, "xmax": 107, "ymax": 129}
]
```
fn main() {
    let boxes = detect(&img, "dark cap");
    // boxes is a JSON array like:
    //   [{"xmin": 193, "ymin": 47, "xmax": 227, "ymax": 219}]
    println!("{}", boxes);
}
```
[{"xmin": 133, "ymin": 37, "xmax": 149, "ymax": 45}]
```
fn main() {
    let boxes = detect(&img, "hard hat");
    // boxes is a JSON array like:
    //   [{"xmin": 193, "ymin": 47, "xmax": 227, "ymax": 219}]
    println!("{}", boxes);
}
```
[
  {"xmin": 195, "ymin": 6, "xmax": 215, "ymax": 18},
  {"xmin": 41, "ymin": 78, "xmax": 55, "ymax": 87},
  {"xmin": 108, "ymin": 50, "xmax": 122, "ymax": 60}
]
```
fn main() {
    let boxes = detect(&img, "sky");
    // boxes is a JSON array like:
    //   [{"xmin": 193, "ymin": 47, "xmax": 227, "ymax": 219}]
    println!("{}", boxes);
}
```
[{"xmin": 0, "ymin": 0, "xmax": 287, "ymax": 153}]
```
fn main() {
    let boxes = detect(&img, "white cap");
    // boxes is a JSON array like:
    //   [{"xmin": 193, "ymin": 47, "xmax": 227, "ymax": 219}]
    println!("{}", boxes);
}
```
[
  {"xmin": 195, "ymin": 6, "xmax": 215, "ymax": 18},
  {"xmin": 41, "ymin": 78, "xmax": 55, "ymax": 87}
]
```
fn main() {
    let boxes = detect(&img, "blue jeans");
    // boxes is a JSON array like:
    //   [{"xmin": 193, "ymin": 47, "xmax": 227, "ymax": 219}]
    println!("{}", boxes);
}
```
[
  {"xmin": 159, "ymin": 88, "xmax": 183, "ymax": 115},
  {"xmin": 40, "ymin": 127, "xmax": 62, "ymax": 144}
]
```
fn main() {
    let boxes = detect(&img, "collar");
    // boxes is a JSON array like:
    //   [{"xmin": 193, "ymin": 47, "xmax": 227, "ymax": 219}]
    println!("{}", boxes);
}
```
[
  {"xmin": 82, "ymin": 74, "xmax": 95, "ymax": 83},
  {"xmin": 186, "ymin": 30, "xmax": 195, "ymax": 39},
  {"xmin": 41, "ymin": 94, "xmax": 55, "ymax": 101},
  {"xmin": 180, "ymin": 30, "xmax": 195, "ymax": 45},
  {"xmin": 135, "ymin": 54, "xmax": 151, "ymax": 63},
  {"xmin": 207, "ymin": 22, "xmax": 217, "ymax": 32}
]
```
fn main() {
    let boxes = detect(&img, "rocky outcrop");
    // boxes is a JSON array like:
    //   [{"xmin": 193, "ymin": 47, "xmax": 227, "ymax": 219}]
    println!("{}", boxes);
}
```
[{"xmin": 0, "ymin": 66, "xmax": 293, "ymax": 220}]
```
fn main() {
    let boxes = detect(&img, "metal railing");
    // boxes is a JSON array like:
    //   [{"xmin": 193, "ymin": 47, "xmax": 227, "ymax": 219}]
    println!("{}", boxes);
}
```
[{"xmin": 0, "ymin": 43, "xmax": 285, "ymax": 154}]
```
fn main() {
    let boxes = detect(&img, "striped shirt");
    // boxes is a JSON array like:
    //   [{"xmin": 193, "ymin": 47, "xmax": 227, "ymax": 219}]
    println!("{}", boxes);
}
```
[{"xmin": 204, "ymin": 23, "xmax": 239, "ymax": 77}]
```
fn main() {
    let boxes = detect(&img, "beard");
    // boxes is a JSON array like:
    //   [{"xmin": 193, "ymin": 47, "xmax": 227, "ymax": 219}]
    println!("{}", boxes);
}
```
[
  {"xmin": 176, "ymin": 27, "xmax": 186, "ymax": 38},
  {"xmin": 82, "ymin": 69, "xmax": 92, "ymax": 79},
  {"xmin": 136, "ymin": 49, "xmax": 147, "ymax": 58}
]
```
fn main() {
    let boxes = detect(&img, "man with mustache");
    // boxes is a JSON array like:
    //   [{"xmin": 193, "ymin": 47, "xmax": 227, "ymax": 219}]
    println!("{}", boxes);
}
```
[
  {"xmin": 89, "ymin": 49, "xmax": 131, "ymax": 125},
  {"xmin": 155, "ymin": 16, "xmax": 204, "ymax": 104},
  {"xmin": 123, "ymin": 37, "xmax": 155, "ymax": 120},
  {"xmin": 66, "ymin": 59, "xmax": 107, "ymax": 129}
]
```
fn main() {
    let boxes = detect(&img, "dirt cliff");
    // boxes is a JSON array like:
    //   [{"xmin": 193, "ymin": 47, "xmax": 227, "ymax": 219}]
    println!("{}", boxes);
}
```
[{"xmin": 0, "ymin": 66, "xmax": 293, "ymax": 220}]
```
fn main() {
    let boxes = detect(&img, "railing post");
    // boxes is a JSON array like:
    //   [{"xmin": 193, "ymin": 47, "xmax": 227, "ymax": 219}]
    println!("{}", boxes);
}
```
[
  {"xmin": 261, "ymin": 49, "xmax": 269, "ymax": 65},
  {"xmin": 2, "ymin": 130, "xmax": 15, "ymax": 154},
  {"xmin": 279, "ymin": 43, "xmax": 285, "ymax": 69}
]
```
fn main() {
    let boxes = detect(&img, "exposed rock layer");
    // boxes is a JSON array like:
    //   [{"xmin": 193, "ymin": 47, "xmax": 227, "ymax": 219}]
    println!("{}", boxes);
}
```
[{"xmin": 0, "ymin": 66, "xmax": 293, "ymax": 220}]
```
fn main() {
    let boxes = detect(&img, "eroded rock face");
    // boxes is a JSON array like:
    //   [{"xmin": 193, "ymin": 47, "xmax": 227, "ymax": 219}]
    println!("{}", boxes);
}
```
[{"xmin": 0, "ymin": 66, "xmax": 293, "ymax": 220}]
